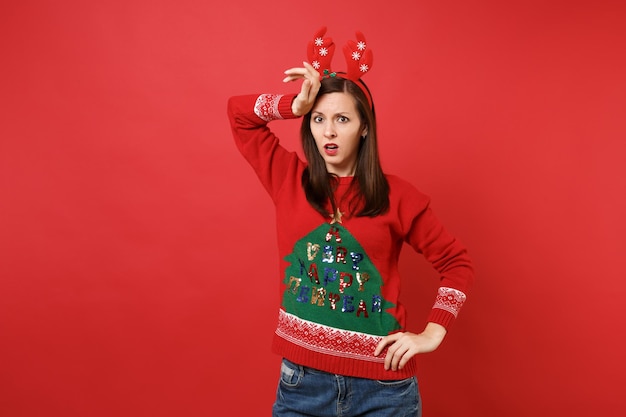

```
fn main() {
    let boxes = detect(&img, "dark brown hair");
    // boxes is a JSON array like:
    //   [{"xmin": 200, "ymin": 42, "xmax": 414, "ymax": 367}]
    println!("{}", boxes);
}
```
[{"xmin": 300, "ymin": 76, "xmax": 389, "ymax": 218}]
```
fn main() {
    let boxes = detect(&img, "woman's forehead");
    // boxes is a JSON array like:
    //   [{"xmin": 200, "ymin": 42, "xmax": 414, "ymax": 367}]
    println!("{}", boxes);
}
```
[{"xmin": 313, "ymin": 92, "xmax": 357, "ymax": 114}]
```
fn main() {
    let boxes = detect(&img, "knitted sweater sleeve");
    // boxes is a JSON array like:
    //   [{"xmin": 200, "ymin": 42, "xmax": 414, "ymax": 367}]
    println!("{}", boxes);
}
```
[
  {"xmin": 400, "ymin": 184, "xmax": 475, "ymax": 329},
  {"xmin": 227, "ymin": 93, "xmax": 300, "ymax": 200}
]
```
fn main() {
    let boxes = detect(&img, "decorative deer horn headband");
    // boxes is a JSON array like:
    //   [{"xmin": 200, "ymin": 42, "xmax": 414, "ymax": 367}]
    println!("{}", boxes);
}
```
[{"xmin": 307, "ymin": 26, "xmax": 374, "ymax": 108}]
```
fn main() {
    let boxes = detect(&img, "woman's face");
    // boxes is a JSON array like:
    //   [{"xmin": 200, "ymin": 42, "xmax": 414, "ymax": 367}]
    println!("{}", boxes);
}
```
[{"xmin": 310, "ymin": 92, "xmax": 368, "ymax": 177}]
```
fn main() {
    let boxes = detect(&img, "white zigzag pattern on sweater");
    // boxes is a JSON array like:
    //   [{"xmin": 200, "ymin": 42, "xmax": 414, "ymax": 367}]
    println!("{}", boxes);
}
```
[
  {"xmin": 433, "ymin": 287, "xmax": 467, "ymax": 317},
  {"xmin": 275, "ymin": 310, "xmax": 385, "ymax": 363},
  {"xmin": 254, "ymin": 94, "xmax": 284, "ymax": 122}
]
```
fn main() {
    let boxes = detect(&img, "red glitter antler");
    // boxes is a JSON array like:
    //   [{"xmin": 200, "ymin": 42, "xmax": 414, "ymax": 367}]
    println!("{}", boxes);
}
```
[
  {"xmin": 343, "ymin": 31, "xmax": 373, "ymax": 82},
  {"xmin": 307, "ymin": 26, "xmax": 336, "ymax": 79},
  {"xmin": 305, "ymin": 27, "xmax": 374, "ymax": 107}
]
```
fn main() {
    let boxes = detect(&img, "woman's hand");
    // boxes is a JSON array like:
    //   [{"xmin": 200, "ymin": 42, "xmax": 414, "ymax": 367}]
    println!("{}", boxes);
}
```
[
  {"xmin": 374, "ymin": 323, "xmax": 447, "ymax": 371},
  {"xmin": 283, "ymin": 62, "xmax": 321, "ymax": 117}
]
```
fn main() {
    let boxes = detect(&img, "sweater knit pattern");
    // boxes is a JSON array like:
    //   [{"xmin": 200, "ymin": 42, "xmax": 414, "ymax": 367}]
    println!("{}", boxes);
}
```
[
  {"xmin": 276, "ymin": 310, "xmax": 385, "ymax": 363},
  {"xmin": 254, "ymin": 94, "xmax": 284, "ymax": 122},
  {"xmin": 433, "ymin": 287, "xmax": 467, "ymax": 317}
]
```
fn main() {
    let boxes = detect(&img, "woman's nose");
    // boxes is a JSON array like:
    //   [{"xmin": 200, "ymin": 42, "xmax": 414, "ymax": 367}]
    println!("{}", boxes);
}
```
[{"xmin": 324, "ymin": 122, "xmax": 337, "ymax": 138}]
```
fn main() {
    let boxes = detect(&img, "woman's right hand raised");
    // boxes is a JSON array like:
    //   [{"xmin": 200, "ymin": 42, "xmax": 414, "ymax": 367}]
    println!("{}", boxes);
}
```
[{"xmin": 283, "ymin": 62, "xmax": 321, "ymax": 117}]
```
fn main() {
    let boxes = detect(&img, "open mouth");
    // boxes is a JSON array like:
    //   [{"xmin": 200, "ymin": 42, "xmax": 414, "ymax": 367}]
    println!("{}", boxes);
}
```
[{"xmin": 324, "ymin": 144, "xmax": 338, "ymax": 156}]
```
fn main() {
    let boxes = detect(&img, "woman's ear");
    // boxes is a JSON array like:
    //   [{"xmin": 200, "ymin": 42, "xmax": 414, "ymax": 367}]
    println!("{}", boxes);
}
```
[{"xmin": 361, "ymin": 126, "xmax": 368, "ymax": 138}]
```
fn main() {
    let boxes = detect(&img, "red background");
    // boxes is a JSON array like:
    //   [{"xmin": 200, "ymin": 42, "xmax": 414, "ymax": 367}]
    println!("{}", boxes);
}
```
[{"xmin": 1, "ymin": 1, "xmax": 625, "ymax": 415}]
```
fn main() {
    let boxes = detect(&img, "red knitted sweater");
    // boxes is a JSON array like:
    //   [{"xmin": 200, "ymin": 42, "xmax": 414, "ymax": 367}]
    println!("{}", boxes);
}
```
[{"xmin": 227, "ymin": 93, "xmax": 474, "ymax": 380}]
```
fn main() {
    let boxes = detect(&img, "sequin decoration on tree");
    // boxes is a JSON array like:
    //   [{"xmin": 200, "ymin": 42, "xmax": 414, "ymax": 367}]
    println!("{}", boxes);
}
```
[{"xmin": 281, "ymin": 222, "xmax": 401, "ymax": 335}]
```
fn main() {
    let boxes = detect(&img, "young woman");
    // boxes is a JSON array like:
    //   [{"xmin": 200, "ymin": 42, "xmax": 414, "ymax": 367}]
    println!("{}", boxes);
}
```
[{"xmin": 227, "ymin": 29, "xmax": 474, "ymax": 417}]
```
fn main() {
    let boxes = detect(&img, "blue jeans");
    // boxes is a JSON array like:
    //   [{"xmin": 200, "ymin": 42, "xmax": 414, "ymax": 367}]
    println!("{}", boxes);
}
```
[{"xmin": 272, "ymin": 359, "xmax": 421, "ymax": 417}]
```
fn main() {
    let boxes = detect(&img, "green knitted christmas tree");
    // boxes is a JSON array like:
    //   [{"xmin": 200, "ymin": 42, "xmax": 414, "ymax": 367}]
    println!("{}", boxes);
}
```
[{"xmin": 282, "ymin": 222, "xmax": 401, "ymax": 336}]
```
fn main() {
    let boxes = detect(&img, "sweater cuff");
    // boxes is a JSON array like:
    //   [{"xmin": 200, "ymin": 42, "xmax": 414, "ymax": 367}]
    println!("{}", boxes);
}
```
[
  {"xmin": 278, "ymin": 93, "xmax": 299, "ymax": 119},
  {"xmin": 427, "ymin": 286, "xmax": 468, "ymax": 329},
  {"xmin": 427, "ymin": 308, "xmax": 456, "ymax": 329},
  {"xmin": 254, "ymin": 93, "xmax": 299, "ymax": 122}
]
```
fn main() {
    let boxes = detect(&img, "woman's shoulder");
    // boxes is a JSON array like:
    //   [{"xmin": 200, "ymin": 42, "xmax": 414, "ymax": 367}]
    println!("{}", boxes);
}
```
[
  {"xmin": 384, "ymin": 174, "xmax": 432, "ymax": 212},
  {"xmin": 385, "ymin": 174, "xmax": 428, "ymax": 195}
]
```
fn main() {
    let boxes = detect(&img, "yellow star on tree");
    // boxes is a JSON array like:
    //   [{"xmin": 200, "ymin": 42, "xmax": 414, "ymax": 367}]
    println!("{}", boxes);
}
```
[{"xmin": 330, "ymin": 208, "xmax": 343, "ymax": 224}]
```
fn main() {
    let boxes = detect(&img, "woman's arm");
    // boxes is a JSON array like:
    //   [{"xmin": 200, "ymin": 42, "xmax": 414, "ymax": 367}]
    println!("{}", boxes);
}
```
[{"xmin": 226, "ymin": 62, "xmax": 321, "ymax": 198}]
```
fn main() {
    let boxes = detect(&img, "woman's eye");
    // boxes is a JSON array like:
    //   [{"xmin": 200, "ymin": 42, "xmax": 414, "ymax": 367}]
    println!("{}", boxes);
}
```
[
  {"xmin": 338, "ymin": 116, "xmax": 349, "ymax": 123},
  {"xmin": 313, "ymin": 116, "xmax": 323, "ymax": 122}
]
